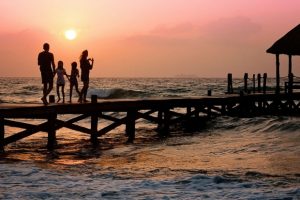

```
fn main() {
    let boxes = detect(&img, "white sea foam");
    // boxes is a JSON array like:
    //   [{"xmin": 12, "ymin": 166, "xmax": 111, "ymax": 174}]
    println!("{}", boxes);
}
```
[{"xmin": 0, "ymin": 162, "xmax": 299, "ymax": 199}]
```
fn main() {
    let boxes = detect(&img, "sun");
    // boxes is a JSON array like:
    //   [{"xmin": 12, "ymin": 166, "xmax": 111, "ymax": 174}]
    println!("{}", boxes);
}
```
[{"xmin": 64, "ymin": 29, "xmax": 77, "ymax": 40}]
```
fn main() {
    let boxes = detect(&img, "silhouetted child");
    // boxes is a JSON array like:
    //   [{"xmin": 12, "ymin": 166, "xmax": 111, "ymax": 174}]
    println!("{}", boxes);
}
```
[
  {"xmin": 55, "ymin": 61, "xmax": 69, "ymax": 103},
  {"xmin": 69, "ymin": 62, "xmax": 80, "ymax": 102}
]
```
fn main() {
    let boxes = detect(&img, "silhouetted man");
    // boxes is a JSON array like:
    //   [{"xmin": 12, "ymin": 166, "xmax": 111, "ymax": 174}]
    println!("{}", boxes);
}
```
[{"xmin": 38, "ymin": 43, "xmax": 55, "ymax": 105}]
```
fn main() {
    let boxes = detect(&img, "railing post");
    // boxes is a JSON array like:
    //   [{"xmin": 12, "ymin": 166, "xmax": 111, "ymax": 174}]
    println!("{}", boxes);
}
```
[
  {"xmin": 0, "ymin": 116, "xmax": 4, "ymax": 153},
  {"xmin": 207, "ymin": 89, "xmax": 212, "ymax": 96},
  {"xmin": 288, "ymin": 73, "xmax": 294, "ymax": 94},
  {"xmin": 91, "ymin": 95, "xmax": 98, "ymax": 146},
  {"xmin": 257, "ymin": 73, "xmax": 261, "ymax": 92},
  {"xmin": 126, "ymin": 110, "xmax": 136, "ymax": 143},
  {"xmin": 252, "ymin": 74, "xmax": 256, "ymax": 93},
  {"xmin": 244, "ymin": 73, "xmax": 248, "ymax": 93},
  {"xmin": 276, "ymin": 54, "xmax": 280, "ymax": 94},
  {"xmin": 227, "ymin": 73, "xmax": 233, "ymax": 94},
  {"xmin": 49, "ymin": 95, "xmax": 55, "ymax": 103},
  {"xmin": 263, "ymin": 73, "xmax": 267, "ymax": 94},
  {"xmin": 47, "ymin": 113, "xmax": 57, "ymax": 151}
]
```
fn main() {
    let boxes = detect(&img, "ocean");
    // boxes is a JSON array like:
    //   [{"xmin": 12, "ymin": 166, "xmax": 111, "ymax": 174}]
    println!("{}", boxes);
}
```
[{"xmin": 0, "ymin": 77, "xmax": 299, "ymax": 199}]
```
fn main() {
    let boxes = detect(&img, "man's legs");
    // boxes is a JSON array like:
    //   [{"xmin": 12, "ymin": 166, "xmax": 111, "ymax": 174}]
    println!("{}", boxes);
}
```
[
  {"xmin": 43, "ymin": 83, "xmax": 47, "ymax": 96},
  {"xmin": 41, "ymin": 83, "xmax": 48, "ymax": 105},
  {"xmin": 41, "ymin": 80, "xmax": 53, "ymax": 105}
]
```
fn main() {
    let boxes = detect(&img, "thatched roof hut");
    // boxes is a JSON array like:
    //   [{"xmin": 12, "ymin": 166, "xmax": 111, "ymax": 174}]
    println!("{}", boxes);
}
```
[
  {"xmin": 267, "ymin": 24, "xmax": 300, "ymax": 55},
  {"xmin": 266, "ymin": 24, "xmax": 300, "ymax": 93}
]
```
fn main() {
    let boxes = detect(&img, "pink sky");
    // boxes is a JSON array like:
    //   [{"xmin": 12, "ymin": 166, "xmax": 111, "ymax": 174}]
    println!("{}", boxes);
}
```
[{"xmin": 0, "ymin": 0, "xmax": 299, "ymax": 77}]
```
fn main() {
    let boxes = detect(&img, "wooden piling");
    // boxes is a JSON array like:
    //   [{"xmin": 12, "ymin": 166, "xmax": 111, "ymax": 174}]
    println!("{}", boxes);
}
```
[
  {"xmin": 157, "ymin": 110, "xmax": 163, "ymax": 130},
  {"xmin": 276, "ymin": 54, "xmax": 280, "ymax": 94},
  {"xmin": 47, "ymin": 113, "xmax": 57, "ymax": 151},
  {"xmin": 162, "ymin": 109, "xmax": 170, "ymax": 135},
  {"xmin": 49, "ymin": 95, "xmax": 55, "ymax": 103},
  {"xmin": 257, "ymin": 73, "xmax": 261, "ymax": 92},
  {"xmin": 239, "ymin": 90, "xmax": 249, "ymax": 116},
  {"xmin": 0, "ymin": 117, "xmax": 4, "ymax": 153},
  {"xmin": 207, "ymin": 90, "xmax": 212, "ymax": 96},
  {"xmin": 91, "ymin": 95, "xmax": 98, "ymax": 146},
  {"xmin": 126, "ymin": 110, "xmax": 136, "ymax": 143},
  {"xmin": 263, "ymin": 73, "xmax": 267, "ymax": 94},
  {"xmin": 187, "ymin": 107, "xmax": 191, "ymax": 115},
  {"xmin": 221, "ymin": 104, "xmax": 226, "ymax": 114},
  {"xmin": 194, "ymin": 106, "xmax": 200, "ymax": 118},
  {"xmin": 288, "ymin": 73, "xmax": 294, "ymax": 94},
  {"xmin": 252, "ymin": 74, "xmax": 256, "ymax": 93},
  {"xmin": 244, "ymin": 73, "xmax": 248, "ymax": 92},
  {"xmin": 227, "ymin": 73, "xmax": 233, "ymax": 94}
]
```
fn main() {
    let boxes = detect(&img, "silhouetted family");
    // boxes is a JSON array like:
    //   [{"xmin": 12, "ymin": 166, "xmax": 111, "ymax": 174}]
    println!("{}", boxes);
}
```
[{"xmin": 38, "ymin": 43, "xmax": 94, "ymax": 105}]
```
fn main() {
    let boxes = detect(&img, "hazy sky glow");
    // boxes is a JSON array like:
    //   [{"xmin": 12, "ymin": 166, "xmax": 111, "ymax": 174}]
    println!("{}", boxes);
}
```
[{"xmin": 0, "ymin": 0, "xmax": 299, "ymax": 77}]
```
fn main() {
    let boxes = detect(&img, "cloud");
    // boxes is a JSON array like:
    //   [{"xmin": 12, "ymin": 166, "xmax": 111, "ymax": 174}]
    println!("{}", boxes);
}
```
[
  {"xmin": 150, "ymin": 22, "xmax": 199, "ymax": 36},
  {"xmin": 123, "ymin": 16, "xmax": 261, "ymax": 47},
  {"xmin": 201, "ymin": 16, "xmax": 262, "ymax": 45},
  {"xmin": 112, "ymin": 16, "xmax": 265, "ymax": 77}
]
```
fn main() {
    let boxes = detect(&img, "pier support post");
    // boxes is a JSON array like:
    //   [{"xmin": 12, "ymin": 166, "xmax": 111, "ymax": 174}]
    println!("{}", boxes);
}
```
[
  {"xmin": 47, "ymin": 113, "xmax": 57, "ymax": 151},
  {"xmin": 252, "ymin": 74, "xmax": 256, "ymax": 93},
  {"xmin": 157, "ymin": 110, "xmax": 163, "ymax": 130},
  {"xmin": 221, "ymin": 104, "xmax": 226, "ymax": 115},
  {"xmin": 244, "ymin": 73, "xmax": 248, "ymax": 93},
  {"xmin": 263, "ymin": 73, "xmax": 267, "ymax": 94},
  {"xmin": 257, "ymin": 73, "xmax": 261, "ymax": 93},
  {"xmin": 288, "ymin": 55, "xmax": 293, "ymax": 94},
  {"xmin": 126, "ymin": 110, "xmax": 136, "ymax": 143},
  {"xmin": 227, "ymin": 73, "xmax": 233, "ymax": 94},
  {"xmin": 91, "ymin": 95, "xmax": 98, "ymax": 146},
  {"xmin": 276, "ymin": 54, "xmax": 280, "ymax": 94},
  {"xmin": 0, "ymin": 117, "xmax": 4, "ymax": 153},
  {"xmin": 288, "ymin": 73, "xmax": 294, "ymax": 94},
  {"xmin": 162, "ymin": 109, "xmax": 170, "ymax": 136},
  {"xmin": 187, "ymin": 107, "xmax": 191, "ymax": 118},
  {"xmin": 194, "ymin": 106, "xmax": 200, "ymax": 118},
  {"xmin": 157, "ymin": 109, "xmax": 170, "ymax": 136},
  {"xmin": 207, "ymin": 90, "xmax": 212, "ymax": 96},
  {"xmin": 239, "ymin": 90, "xmax": 249, "ymax": 117}
]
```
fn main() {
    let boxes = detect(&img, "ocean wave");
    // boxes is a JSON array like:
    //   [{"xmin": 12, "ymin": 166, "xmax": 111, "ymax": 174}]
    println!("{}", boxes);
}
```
[
  {"xmin": 88, "ymin": 88, "xmax": 151, "ymax": 99},
  {"xmin": 22, "ymin": 85, "xmax": 41, "ymax": 92},
  {"xmin": 212, "ymin": 116, "xmax": 300, "ymax": 133}
]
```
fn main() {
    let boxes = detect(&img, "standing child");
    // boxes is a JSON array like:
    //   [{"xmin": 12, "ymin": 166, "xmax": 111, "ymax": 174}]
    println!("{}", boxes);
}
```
[
  {"xmin": 55, "ymin": 61, "xmax": 69, "ymax": 103},
  {"xmin": 69, "ymin": 62, "xmax": 80, "ymax": 102}
]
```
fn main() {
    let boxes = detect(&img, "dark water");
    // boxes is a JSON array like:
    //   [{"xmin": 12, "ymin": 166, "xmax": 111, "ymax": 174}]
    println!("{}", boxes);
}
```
[{"xmin": 0, "ymin": 78, "xmax": 299, "ymax": 199}]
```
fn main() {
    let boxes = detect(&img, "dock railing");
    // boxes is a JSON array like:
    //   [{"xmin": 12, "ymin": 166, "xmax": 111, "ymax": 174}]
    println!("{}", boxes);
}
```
[{"xmin": 227, "ymin": 73, "xmax": 268, "ymax": 94}]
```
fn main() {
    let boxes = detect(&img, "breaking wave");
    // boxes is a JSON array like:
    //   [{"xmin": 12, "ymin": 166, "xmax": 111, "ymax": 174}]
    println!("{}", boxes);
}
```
[
  {"xmin": 211, "ymin": 116, "xmax": 300, "ymax": 133},
  {"xmin": 88, "ymin": 88, "xmax": 152, "ymax": 99}
]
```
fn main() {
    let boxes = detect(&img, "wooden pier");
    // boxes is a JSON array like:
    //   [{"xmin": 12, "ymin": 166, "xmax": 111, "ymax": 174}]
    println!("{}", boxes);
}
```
[{"xmin": 1, "ymin": 93, "xmax": 300, "ymax": 152}]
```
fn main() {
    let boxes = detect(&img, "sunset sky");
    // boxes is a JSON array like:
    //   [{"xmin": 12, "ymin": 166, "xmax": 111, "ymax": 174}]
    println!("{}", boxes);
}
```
[{"xmin": 0, "ymin": 0, "xmax": 299, "ymax": 77}]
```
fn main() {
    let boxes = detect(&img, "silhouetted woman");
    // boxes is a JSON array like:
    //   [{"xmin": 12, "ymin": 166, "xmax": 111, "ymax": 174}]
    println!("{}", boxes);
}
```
[{"xmin": 78, "ymin": 50, "xmax": 94, "ymax": 103}]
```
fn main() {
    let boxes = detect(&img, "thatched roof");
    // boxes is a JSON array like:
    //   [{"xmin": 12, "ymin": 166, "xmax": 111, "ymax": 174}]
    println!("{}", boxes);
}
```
[{"xmin": 266, "ymin": 24, "xmax": 300, "ymax": 55}]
